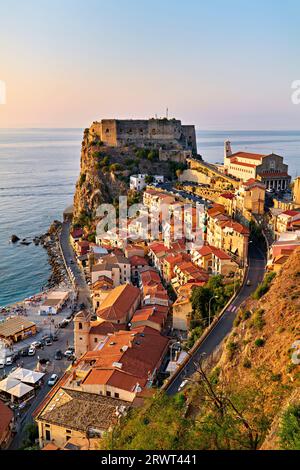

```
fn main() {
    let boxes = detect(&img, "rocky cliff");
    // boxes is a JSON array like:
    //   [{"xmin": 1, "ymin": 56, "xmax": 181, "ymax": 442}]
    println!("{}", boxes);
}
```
[{"xmin": 73, "ymin": 125, "xmax": 182, "ymax": 229}]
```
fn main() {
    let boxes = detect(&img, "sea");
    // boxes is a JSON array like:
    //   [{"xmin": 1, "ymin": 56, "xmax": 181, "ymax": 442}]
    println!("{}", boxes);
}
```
[{"xmin": 0, "ymin": 129, "xmax": 299, "ymax": 307}]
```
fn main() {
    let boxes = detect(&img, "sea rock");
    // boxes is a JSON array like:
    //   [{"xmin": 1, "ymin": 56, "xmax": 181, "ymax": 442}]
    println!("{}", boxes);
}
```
[{"xmin": 11, "ymin": 235, "xmax": 20, "ymax": 243}]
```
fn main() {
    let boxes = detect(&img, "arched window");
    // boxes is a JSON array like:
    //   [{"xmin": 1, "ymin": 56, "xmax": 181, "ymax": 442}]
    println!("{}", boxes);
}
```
[{"xmin": 79, "ymin": 322, "xmax": 83, "ymax": 330}]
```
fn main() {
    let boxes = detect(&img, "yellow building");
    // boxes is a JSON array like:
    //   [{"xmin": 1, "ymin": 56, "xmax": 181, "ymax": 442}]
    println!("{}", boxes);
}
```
[
  {"xmin": 234, "ymin": 179, "xmax": 265, "ymax": 216},
  {"xmin": 206, "ymin": 207, "xmax": 249, "ymax": 265},
  {"xmin": 35, "ymin": 386, "xmax": 128, "ymax": 449},
  {"xmin": 293, "ymin": 177, "xmax": 300, "ymax": 205}
]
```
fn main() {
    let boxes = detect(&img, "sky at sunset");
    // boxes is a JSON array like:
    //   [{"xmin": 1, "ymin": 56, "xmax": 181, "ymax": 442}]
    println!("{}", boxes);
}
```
[{"xmin": 0, "ymin": 0, "xmax": 300, "ymax": 129}]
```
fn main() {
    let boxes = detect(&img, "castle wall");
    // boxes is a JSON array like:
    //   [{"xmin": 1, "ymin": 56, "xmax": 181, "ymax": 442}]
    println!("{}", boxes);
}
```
[{"xmin": 91, "ymin": 119, "xmax": 197, "ymax": 152}]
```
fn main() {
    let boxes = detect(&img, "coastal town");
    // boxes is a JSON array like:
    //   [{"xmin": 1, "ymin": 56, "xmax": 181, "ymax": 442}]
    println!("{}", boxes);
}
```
[{"xmin": 1, "ymin": 118, "xmax": 300, "ymax": 450}]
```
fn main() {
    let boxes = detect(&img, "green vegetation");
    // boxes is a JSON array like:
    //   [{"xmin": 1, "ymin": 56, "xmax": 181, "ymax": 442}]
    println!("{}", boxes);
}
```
[
  {"xmin": 79, "ymin": 173, "xmax": 86, "ymax": 186},
  {"xmin": 19, "ymin": 423, "xmax": 39, "ymax": 450},
  {"xmin": 96, "ymin": 155, "xmax": 111, "ymax": 170},
  {"xmin": 187, "ymin": 276, "xmax": 236, "ymax": 348},
  {"xmin": 251, "ymin": 308, "xmax": 266, "ymax": 330},
  {"xmin": 169, "ymin": 161, "xmax": 187, "ymax": 180},
  {"xmin": 99, "ymin": 364, "xmax": 279, "ymax": 450},
  {"xmin": 109, "ymin": 163, "xmax": 123, "ymax": 172},
  {"xmin": 73, "ymin": 210, "xmax": 92, "ymax": 229},
  {"xmin": 252, "ymin": 272, "xmax": 276, "ymax": 300},
  {"xmin": 279, "ymin": 404, "xmax": 300, "ymax": 450},
  {"xmin": 255, "ymin": 338, "xmax": 266, "ymax": 347},
  {"xmin": 134, "ymin": 148, "xmax": 159, "ymax": 161},
  {"xmin": 145, "ymin": 175, "xmax": 154, "ymax": 184}
]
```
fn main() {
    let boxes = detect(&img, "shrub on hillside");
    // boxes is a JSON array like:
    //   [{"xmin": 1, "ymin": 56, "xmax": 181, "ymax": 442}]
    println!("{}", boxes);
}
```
[
  {"xmin": 252, "ymin": 272, "xmax": 276, "ymax": 300},
  {"xmin": 279, "ymin": 404, "xmax": 300, "ymax": 450}
]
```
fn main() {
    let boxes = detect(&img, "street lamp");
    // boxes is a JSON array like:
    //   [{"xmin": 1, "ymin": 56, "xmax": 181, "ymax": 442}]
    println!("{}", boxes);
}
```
[{"xmin": 208, "ymin": 296, "xmax": 219, "ymax": 326}]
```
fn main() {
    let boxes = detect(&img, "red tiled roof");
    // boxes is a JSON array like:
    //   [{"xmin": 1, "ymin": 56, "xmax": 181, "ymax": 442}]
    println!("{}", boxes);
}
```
[
  {"xmin": 0, "ymin": 401, "xmax": 13, "ymax": 436},
  {"xmin": 219, "ymin": 193, "xmax": 235, "ymax": 200},
  {"xmin": 81, "ymin": 326, "xmax": 169, "ymax": 392},
  {"xmin": 280, "ymin": 210, "xmax": 300, "ymax": 217},
  {"xmin": 230, "ymin": 151, "xmax": 266, "ymax": 161},
  {"xmin": 221, "ymin": 220, "xmax": 250, "ymax": 235},
  {"xmin": 230, "ymin": 158, "xmax": 256, "ymax": 168},
  {"xmin": 89, "ymin": 321, "xmax": 127, "ymax": 336},
  {"xmin": 210, "ymin": 246, "xmax": 231, "ymax": 260},
  {"xmin": 130, "ymin": 256, "xmax": 149, "ymax": 267},
  {"xmin": 260, "ymin": 172, "xmax": 289, "ymax": 178},
  {"xmin": 140, "ymin": 269, "xmax": 161, "ymax": 286},
  {"xmin": 96, "ymin": 284, "xmax": 140, "ymax": 322},
  {"xmin": 70, "ymin": 228, "xmax": 83, "ymax": 239}
]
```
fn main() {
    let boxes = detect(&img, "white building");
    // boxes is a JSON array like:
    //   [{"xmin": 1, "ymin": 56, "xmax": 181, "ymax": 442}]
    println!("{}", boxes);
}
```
[{"xmin": 130, "ymin": 174, "xmax": 164, "ymax": 191}]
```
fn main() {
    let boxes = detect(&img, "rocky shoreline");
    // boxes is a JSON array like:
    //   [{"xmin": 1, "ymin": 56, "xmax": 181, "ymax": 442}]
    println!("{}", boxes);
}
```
[{"xmin": 11, "ymin": 220, "xmax": 68, "ymax": 290}]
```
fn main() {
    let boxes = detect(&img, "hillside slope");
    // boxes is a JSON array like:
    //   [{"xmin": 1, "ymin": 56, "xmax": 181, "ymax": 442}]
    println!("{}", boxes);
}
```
[{"xmin": 99, "ymin": 248, "xmax": 300, "ymax": 450}]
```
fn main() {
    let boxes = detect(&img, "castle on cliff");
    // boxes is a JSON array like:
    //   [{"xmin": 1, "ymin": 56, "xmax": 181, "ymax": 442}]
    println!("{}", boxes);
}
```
[{"xmin": 90, "ymin": 118, "xmax": 197, "ymax": 157}]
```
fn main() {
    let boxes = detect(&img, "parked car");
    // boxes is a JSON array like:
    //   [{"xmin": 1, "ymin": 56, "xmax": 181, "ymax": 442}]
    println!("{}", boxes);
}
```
[
  {"xmin": 178, "ymin": 379, "xmax": 188, "ymax": 392},
  {"xmin": 47, "ymin": 374, "xmax": 58, "ymax": 386},
  {"xmin": 28, "ymin": 347, "xmax": 36, "ymax": 356},
  {"xmin": 58, "ymin": 320, "xmax": 68, "ymax": 329},
  {"xmin": 45, "ymin": 338, "xmax": 53, "ymax": 346},
  {"xmin": 64, "ymin": 348, "xmax": 74, "ymax": 358},
  {"xmin": 20, "ymin": 348, "xmax": 29, "ymax": 357},
  {"xmin": 52, "ymin": 334, "xmax": 59, "ymax": 342},
  {"xmin": 0, "ymin": 360, "xmax": 5, "ymax": 368},
  {"xmin": 63, "ymin": 317, "xmax": 72, "ymax": 325},
  {"xmin": 246, "ymin": 279, "xmax": 252, "ymax": 286},
  {"xmin": 54, "ymin": 350, "xmax": 63, "ymax": 360},
  {"xmin": 31, "ymin": 341, "xmax": 42, "ymax": 349},
  {"xmin": 5, "ymin": 356, "xmax": 14, "ymax": 366}
]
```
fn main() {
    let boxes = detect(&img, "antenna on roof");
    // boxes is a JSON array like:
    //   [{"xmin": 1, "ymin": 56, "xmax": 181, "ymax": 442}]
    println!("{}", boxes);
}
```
[{"xmin": 166, "ymin": 107, "xmax": 169, "ymax": 119}]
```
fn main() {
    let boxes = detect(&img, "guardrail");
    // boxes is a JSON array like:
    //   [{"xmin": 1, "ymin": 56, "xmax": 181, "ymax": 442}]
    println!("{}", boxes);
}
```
[{"xmin": 162, "ymin": 262, "xmax": 248, "ymax": 392}]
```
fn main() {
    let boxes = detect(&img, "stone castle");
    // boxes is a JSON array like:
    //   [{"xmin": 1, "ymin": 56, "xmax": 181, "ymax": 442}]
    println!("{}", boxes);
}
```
[{"xmin": 90, "ymin": 118, "xmax": 197, "ymax": 156}]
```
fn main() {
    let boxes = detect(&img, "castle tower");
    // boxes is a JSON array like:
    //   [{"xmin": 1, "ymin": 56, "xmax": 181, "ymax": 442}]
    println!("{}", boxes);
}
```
[
  {"xmin": 224, "ymin": 140, "xmax": 232, "ymax": 166},
  {"xmin": 74, "ymin": 310, "xmax": 91, "ymax": 359}
]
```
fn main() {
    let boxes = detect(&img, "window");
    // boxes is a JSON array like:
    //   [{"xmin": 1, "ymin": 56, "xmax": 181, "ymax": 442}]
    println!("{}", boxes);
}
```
[
  {"xmin": 79, "ymin": 322, "xmax": 83, "ymax": 330},
  {"xmin": 106, "ymin": 391, "xmax": 111, "ymax": 397},
  {"xmin": 94, "ymin": 338, "xmax": 98, "ymax": 343},
  {"xmin": 45, "ymin": 430, "xmax": 51, "ymax": 441},
  {"xmin": 115, "ymin": 392, "xmax": 120, "ymax": 398}
]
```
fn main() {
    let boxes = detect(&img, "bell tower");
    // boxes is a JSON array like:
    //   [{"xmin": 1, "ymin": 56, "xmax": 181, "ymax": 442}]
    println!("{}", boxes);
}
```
[
  {"xmin": 74, "ymin": 310, "xmax": 91, "ymax": 359},
  {"xmin": 224, "ymin": 140, "xmax": 232, "ymax": 166}
]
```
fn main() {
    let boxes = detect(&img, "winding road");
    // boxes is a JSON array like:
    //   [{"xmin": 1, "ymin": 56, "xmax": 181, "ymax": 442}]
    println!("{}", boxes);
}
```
[{"xmin": 165, "ymin": 241, "xmax": 266, "ymax": 395}]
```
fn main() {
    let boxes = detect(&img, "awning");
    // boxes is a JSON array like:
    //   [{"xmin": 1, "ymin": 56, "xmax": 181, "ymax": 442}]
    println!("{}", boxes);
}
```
[
  {"xmin": 10, "ymin": 367, "xmax": 45, "ymax": 384},
  {"xmin": 8, "ymin": 382, "xmax": 34, "ymax": 398},
  {"xmin": 0, "ymin": 377, "xmax": 20, "ymax": 392}
]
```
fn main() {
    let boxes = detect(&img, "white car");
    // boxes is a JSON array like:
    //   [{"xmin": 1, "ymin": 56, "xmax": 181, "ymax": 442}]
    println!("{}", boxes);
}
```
[
  {"xmin": 28, "ymin": 347, "xmax": 36, "ymax": 356},
  {"xmin": 48, "ymin": 374, "xmax": 58, "ymax": 386},
  {"xmin": 5, "ymin": 356, "xmax": 13, "ymax": 366},
  {"xmin": 178, "ymin": 379, "xmax": 188, "ymax": 392},
  {"xmin": 0, "ymin": 360, "xmax": 5, "ymax": 369},
  {"xmin": 64, "ymin": 348, "xmax": 74, "ymax": 357}
]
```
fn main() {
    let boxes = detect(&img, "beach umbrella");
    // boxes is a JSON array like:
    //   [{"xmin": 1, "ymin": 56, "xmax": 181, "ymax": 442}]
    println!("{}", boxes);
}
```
[
  {"xmin": 0, "ymin": 377, "xmax": 20, "ymax": 392},
  {"xmin": 9, "ymin": 382, "xmax": 34, "ymax": 398}
]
